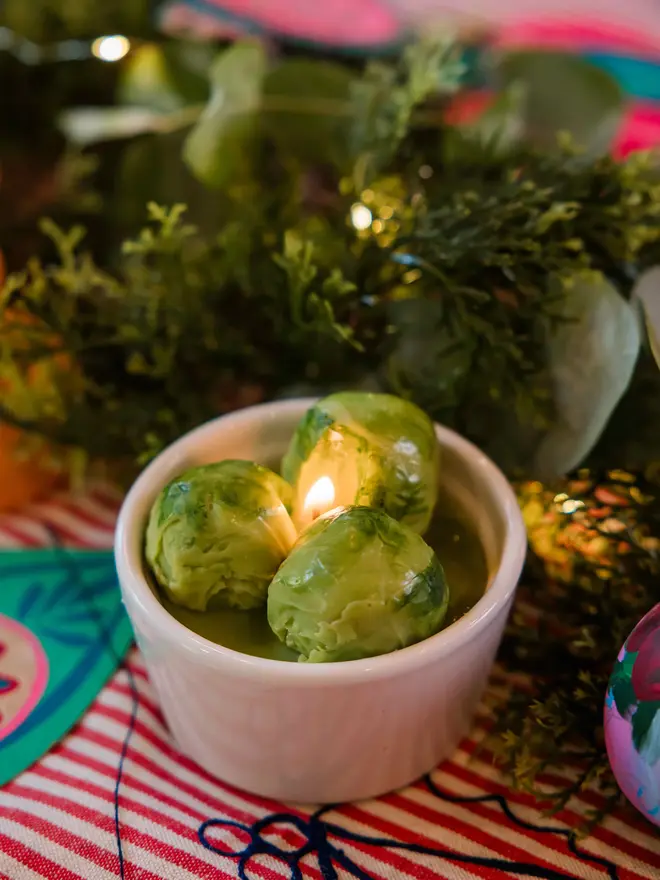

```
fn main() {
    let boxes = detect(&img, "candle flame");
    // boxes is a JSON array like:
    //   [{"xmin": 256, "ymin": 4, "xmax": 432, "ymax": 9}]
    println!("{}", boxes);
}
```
[{"xmin": 304, "ymin": 476, "xmax": 335, "ymax": 518}]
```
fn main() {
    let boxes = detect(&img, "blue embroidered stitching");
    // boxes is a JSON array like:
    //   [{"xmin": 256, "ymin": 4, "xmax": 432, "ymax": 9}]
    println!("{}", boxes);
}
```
[
  {"xmin": 48, "ymin": 536, "xmax": 138, "ymax": 880},
  {"xmin": 198, "ymin": 775, "xmax": 620, "ymax": 880}
]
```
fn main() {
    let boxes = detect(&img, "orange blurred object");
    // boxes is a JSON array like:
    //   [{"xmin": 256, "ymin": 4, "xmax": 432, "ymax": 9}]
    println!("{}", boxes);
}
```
[
  {"xmin": 0, "ymin": 424, "xmax": 62, "ymax": 513},
  {"xmin": 0, "ymin": 255, "xmax": 65, "ymax": 511}
]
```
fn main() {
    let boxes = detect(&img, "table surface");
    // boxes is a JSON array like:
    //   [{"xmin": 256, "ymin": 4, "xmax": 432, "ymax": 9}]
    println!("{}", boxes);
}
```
[{"xmin": 0, "ymin": 487, "xmax": 657, "ymax": 879}]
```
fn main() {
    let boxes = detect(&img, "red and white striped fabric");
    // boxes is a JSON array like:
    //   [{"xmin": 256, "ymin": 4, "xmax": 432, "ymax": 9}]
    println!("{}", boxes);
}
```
[{"xmin": 0, "ymin": 489, "xmax": 658, "ymax": 879}]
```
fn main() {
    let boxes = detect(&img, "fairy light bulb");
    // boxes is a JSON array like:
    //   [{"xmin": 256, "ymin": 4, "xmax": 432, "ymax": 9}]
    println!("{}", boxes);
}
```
[
  {"xmin": 92, "ymin": 35, "xmax": 130, "ymax": 62},
  {"xmin": 351, "ymin": 203, "xmax": 372, "ymax": 230}
]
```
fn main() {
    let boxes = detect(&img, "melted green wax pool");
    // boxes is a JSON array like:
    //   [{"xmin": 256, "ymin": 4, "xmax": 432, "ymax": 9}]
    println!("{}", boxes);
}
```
[{"xmin": 158, "ymin": 497, "xmax": 488, "ymax": 662}]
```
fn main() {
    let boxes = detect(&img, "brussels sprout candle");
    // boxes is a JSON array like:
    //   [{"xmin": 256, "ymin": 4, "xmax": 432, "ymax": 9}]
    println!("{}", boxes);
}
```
[
  {"xmin": 268, "ymin": 506, "xmax": 449, "ymax": 663},
  {"xmin": 145, "ymin": 460, "xmax": 297, "ymax": 612},
  {"xmin": 283, "ymin": 392, "xmax": 441, "ymax": 535}
]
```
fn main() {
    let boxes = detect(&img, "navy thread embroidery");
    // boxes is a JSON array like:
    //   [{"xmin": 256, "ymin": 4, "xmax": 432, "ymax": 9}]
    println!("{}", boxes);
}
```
[
  {"xmin": 424, "ymin": 775, "xmax": 618, "ymax": 880},
  {"xmin": 113, "ymin": 660, "xmax": 139, "ymax": 880},
  {"xmin": 48, "ymin": 535, "xmax": 139, "ymax": 880},
  {"xmin": 199, "ymin": 775, "xmax": 620, "ymax": 880}
]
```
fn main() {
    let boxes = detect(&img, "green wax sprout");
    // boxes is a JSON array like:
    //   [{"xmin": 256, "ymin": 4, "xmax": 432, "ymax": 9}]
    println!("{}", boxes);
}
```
[
  {"xmin": 282, "ymin": 392, "xmax": 440, "ymax": 534},
  {"xmin": 267, "ymin": 506, "xmax": 449, "ymax": 662},
  {"xmin": 145, "ymin": 460, "xmax": 296, "ymax": 611}
]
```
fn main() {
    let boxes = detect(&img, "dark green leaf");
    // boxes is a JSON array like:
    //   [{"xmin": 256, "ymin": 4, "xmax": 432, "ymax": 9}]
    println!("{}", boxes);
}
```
[{"xmin": 262, "ymin": 60, "xmax": 354, "ymax": 169}]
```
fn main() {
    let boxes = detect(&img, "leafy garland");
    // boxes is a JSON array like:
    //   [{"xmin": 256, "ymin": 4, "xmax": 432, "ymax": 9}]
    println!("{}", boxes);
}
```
[{"xmin": 2, "ymin": 39, "xmax": 660, "ymax": 477}]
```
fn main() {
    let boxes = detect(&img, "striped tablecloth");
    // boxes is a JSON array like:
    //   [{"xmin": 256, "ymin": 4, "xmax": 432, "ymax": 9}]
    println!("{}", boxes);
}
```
[{"xmin": 0, "ymin": 487, "xmax": 658, "ymax": 879}]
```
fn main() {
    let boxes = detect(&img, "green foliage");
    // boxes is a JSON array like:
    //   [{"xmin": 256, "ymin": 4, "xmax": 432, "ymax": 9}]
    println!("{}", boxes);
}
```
[
  {"xmin": 113, "ymin": 128, "xmax": 226, "ymax": 238},
  {"xmin": 3, "ymin": 38, "xmax": 660, "ymax": 482},
  {"xmin": 0, "ymin": 200, "xmax": 367, "ymax": 465},
  {"xmin": 384, "ymin": 144, "xmax": 660, "ymax": 473},
  {"xmin": 450, "ymin": 82, "xmax": 527, "ymax": 158},
  {"xmin": 273, "ymin": 232, "xmax": 360, "ymax": 348},
  {"xmin": 181, "ymin": 36, "xmax": 464, "ymax": 190}
]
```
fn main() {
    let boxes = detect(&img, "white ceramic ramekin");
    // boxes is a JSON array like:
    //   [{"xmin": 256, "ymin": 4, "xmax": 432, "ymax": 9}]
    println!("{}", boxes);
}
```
[{"xmin": 115, "ymin": 399, "xmax": 526, "ymax": 803}]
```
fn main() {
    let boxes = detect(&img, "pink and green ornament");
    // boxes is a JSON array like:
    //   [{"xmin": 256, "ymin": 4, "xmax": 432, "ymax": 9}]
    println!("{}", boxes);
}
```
[{"xmin": 606, "ymin": 603, "xmax": 660, "ymax": 826}]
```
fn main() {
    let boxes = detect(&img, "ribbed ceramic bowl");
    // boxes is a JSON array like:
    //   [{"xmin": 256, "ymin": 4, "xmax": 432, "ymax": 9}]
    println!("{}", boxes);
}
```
[{"xmin": 115, "ymin": 399, "xmax": 526, "ymax": 803}]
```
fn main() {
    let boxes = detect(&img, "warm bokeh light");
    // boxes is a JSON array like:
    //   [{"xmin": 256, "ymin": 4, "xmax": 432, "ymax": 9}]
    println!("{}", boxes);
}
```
[
  {"xmin": 92, "ymin": 35, "xmax": 130, "ymax": 62},
  {"xmin": 350, "ymin": 203, "xmax": 373, "ymax": 230}
]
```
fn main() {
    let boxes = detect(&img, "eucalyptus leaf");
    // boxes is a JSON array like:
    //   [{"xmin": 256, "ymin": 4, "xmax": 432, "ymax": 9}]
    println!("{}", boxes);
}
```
[
  {"xmin": 58, "ymin": 105, "xmax": 200, "ymax": 146},
  {"xmin": 262, "ymin": 60, "xmax": 354, "ymax": 168},
  {"xmin": 631, "ymin": 266, "xmax": 660, "ymax": 370},
  {"xmin": 499, "ymin": 51, "xmax": 625, "ymax": 155},
  {"xmin": 385, "ymin": 298, "xmax": 474, "ymax": 414},
  {"xmin": 533, "ymin": 275, "xmax": 640, "ymax": 478},
  {"xmin": 59, "ymin": 107, "xmax": 168, "ymax": 145},
  {"xmin": 183, "ymin": 41, "xmax": 267, "ymax": 189}
]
